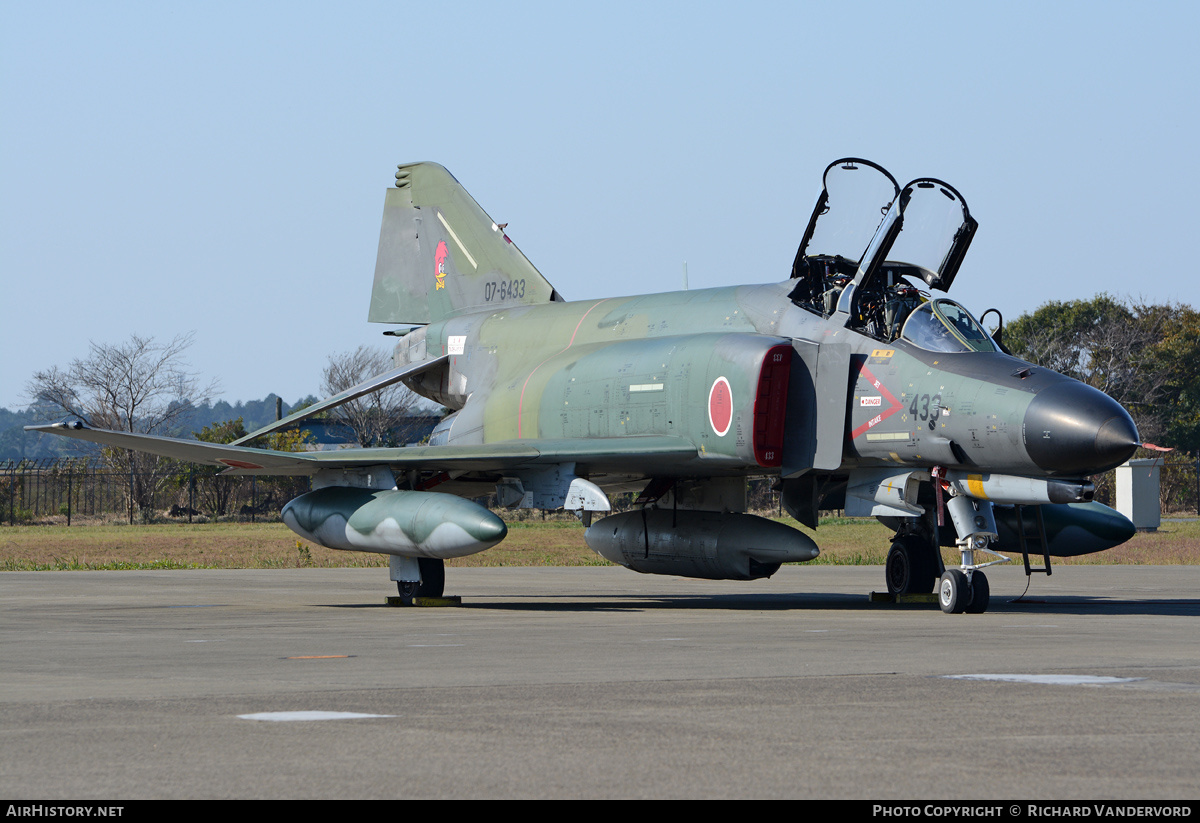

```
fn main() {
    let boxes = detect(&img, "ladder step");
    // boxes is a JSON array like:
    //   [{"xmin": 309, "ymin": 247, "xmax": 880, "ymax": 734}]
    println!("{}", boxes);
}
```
[{"xmin": 1015, "ymin": 504, "xmax": 1053, "ymax": 576}]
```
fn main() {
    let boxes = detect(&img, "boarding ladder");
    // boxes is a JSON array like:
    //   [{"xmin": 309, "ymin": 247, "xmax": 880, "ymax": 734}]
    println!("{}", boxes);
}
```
[{"xmin": 1013, "ymin": 504, "xmax": 1053, "ymax": 577}]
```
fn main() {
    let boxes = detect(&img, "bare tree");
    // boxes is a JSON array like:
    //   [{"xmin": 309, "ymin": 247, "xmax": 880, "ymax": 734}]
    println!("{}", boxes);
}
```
[
  {"xmin": 26, "ymin": 333, "xmax": 217, "ymax": 517},
  {"xmin": 321, "ymin": 346, "xmax": 422, "ymax": 447}
]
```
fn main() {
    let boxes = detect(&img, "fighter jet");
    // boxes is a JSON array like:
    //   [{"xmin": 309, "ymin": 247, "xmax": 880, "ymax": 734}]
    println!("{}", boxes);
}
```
[{"xmin": 29, "ymin": 158, "xmax": 1141, "ymax": 614}]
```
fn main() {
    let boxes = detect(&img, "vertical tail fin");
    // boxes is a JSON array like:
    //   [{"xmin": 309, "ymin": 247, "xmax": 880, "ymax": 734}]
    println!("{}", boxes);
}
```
[{"xmin": 368, "ymin": 162, "xmax": 563, "ymax": 325}]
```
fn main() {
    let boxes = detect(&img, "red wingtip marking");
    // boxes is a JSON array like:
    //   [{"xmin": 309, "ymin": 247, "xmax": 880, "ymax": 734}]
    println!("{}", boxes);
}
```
[{"xmin": 218, "ymin": 459, "xmax": 265, "ymax": 469}]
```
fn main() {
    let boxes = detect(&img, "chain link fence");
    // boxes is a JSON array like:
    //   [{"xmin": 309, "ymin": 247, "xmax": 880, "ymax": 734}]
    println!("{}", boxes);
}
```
[
  {"xmin": 1, "ymin": 458, "xmax": 311, "ymax": 525},
  {"xmin": 5, "ymin": 454, "xmax": 1199, "ymax": 527}
]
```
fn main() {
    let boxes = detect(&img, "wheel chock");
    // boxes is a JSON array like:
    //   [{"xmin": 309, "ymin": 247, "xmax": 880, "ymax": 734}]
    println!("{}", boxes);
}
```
[
  {"xmin": 384, "ymin": 595, "xmax": 464, "ymax": 607},
  {"xmin": 868, "ymin": 591, "xmax": 938, "ymax": 604}
]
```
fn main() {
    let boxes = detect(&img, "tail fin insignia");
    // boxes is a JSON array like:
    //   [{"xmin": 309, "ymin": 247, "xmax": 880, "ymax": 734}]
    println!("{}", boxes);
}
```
[{"xmin": 369, "ymin": 162, "xmax": 562, "ymax": 325}]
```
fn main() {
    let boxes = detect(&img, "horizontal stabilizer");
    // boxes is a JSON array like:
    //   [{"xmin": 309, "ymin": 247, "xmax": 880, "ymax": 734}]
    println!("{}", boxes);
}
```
[{"xmin": 231, "ymin": 355, "xmax": 449, "ymax": 446}]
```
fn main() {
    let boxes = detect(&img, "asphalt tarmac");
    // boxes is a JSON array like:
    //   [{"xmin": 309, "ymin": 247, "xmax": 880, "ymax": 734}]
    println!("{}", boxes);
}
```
[{"xmin": 2, "ymin": 565, "xmax": 1198, "ymax": 799}]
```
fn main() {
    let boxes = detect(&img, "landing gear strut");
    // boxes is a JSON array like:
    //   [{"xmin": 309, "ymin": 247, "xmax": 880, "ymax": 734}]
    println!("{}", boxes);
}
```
[{"xmin": 939, "ymin": 493, "xmax": 1006, "ymax": 614}]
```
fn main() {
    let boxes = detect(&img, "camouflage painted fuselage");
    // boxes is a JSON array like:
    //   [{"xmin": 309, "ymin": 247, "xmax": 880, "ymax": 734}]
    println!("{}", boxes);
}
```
[{"xmin": 390, "ymin": 280, "xmax": 1134, "ymax": 487}]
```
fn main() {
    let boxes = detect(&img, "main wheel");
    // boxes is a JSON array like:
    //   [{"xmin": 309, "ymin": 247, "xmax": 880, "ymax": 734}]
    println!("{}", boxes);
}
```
[
  {"xmin": 938, "ymin": 569, "xmax": 970, "ymax": 614},
  {"xmin": 885, "ymin": 535, "xmax": 937, "ymax": 595},
  {"xmin": 396, "ymin": 579, "xmax": 420, "ymax": 605},
  {"xmin": 417, "ymin": 557, "xmax": 445, "ymax": 598},
  {"xmin": 965, "ymin": 570, "xmax": 990, "ymax": 614},
  {"xmin": 396, "ymin": 558, "xmax": 446, "ymax": 603}
]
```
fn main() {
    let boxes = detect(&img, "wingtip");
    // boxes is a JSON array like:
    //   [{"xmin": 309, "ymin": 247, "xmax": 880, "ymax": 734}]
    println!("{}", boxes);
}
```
[{"xmin": 24, "ymin": 420, "xmax": 86, "ymax": 433}]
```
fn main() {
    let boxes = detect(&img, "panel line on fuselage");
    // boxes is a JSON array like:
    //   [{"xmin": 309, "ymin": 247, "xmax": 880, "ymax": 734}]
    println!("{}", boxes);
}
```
[{"xmin": 516, "ymin": 298, "xmax": 615, "ymax": 438}]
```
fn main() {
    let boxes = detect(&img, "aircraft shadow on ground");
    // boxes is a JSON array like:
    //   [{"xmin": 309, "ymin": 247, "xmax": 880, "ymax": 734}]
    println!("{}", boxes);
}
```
[{"xmin": 331, "ymin": 593, "xmax": 1200, "ymax": 616}]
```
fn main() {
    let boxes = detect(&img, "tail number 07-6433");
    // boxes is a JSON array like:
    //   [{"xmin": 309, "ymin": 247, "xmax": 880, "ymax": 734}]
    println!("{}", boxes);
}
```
[{"xmin": 485, "ymin": 279, "xmax": 526, "ymax": 301}]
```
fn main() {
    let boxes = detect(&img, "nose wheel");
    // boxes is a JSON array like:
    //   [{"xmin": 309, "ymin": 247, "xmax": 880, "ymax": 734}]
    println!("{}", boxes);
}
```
[
  {"xmin": 938, "ymin": 569, "xmax": 990, "ymax": 614},
  {"xmin": 936, "ymin": 491, "xmax": 1006, "ymax": 614}
]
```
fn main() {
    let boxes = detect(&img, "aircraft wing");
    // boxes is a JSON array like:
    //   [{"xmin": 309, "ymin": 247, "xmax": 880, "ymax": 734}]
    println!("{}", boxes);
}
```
[
  {"xmin": 25, "ymin": 422, "xmax": 325, "ymax": 474},
  {"xmin": 25, "ymin": 421, "xmax": 699, "ymax": 477}
]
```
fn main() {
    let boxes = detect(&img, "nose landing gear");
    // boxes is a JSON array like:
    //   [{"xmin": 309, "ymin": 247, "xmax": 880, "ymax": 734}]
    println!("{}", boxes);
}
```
[
  {"xmin": 939, "ymin": 494, "xmax": 1006, "ymax": 614},
  {"xmin": 938, "ymin": 567, "xmax": 991, "ymax": 614}
]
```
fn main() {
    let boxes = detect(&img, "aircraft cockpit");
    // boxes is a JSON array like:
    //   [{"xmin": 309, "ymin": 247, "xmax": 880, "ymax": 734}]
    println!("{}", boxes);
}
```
[
  {"xmin": 789, "ymin": 158, "xmax": 979, "ymax": 346},
  {"xmin": 898, "ymin": 297, "xmax": 998, "ymax": 354}
]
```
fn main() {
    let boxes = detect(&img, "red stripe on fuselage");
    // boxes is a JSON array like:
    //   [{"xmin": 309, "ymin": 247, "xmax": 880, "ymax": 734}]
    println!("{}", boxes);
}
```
[{"xmin": 849, "ymin": 363, "xmax": 903, "ymax": 440}]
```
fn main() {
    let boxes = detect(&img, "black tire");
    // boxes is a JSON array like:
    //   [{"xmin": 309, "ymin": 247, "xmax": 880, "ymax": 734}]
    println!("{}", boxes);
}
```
[
  {"xmin": 396, "ymin": 579, "xmax": 419, "ymax": 605},
  {"xmin": 965, "ymin": 570, "xmax": 990, "ymax": 614},
  {"xmin": 885, "ymin": 535, "xmax": 937, "ymax": 595},
  {"xmin": 396, "ymin": 558, "xmax": 446, "ymax": 603},
  {"xmin": 417, "ymin": 557, "xmax": 445, "ymax": 598},
  {"xmin": 938, "ymin": 569, "xmax": 969, "ymax": 614}
]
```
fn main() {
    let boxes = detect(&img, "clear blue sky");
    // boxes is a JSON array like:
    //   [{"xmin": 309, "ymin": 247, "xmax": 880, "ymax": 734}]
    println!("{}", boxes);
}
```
[{"xmin": 3, "ymin": 0, "xmax": 1198, "ymax": 411}]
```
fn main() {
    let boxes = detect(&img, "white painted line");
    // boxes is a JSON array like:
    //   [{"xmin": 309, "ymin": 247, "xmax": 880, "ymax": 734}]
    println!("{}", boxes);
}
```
[
  {"xmin": 944, "ymin": 674, "xmax": 1145, "ymax": 686},
  {"xmin": 238, "ymin": 711, "xmax": 395, "ymax": 722},
  {"xmin": 437, "ymin": 212, "xmax": 477, "ymax": 270}
]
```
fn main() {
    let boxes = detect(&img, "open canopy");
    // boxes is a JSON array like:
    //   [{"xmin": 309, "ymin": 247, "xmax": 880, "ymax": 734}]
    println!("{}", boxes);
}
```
[
  {"xmin": 790, "ymin": 159, "xmax": 979, "ymax": 342},
  {"xmin": 789, "ymin": 159, "xmax": 899, "ymax": 307}
]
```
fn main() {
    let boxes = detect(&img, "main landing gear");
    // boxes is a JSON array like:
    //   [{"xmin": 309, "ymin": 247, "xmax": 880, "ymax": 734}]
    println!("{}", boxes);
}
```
[
  {"xmin": 884, "ymin": 533, "xmax": 938, "ymax": 595},
  {"xmin": 393, "ymin": 557, "xmax": 445, "ymax": 605},
  {"xmin": 883, "ymin": 491, "xmax": 1005, "ymax": 614}
]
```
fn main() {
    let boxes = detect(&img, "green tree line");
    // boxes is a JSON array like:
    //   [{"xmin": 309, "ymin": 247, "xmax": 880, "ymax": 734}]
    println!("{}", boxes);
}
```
[
  {"xmin": 1004, "ymin": 294, "xmax": 1200, "ymax": 453},
  {"xmin": 2, "ymin": 394, "xmax": 319, "ymax": 462}
]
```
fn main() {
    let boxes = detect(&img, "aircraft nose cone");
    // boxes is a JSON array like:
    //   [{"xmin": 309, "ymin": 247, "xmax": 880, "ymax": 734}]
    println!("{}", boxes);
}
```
[{"xmin": 1023, "ymin": 381, "xmax": 1140, "ymax": 475}]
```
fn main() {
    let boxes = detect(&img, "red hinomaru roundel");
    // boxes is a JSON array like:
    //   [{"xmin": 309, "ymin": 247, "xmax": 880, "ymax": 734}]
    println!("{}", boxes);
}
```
[{"xmin": 708, "ymin": 377, "xmax": 733, "ymax": 436}]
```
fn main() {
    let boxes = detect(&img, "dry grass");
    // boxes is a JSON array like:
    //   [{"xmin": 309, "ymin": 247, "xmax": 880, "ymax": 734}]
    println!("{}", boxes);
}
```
[
  {"xmin": 786, "ymin": 516, "xmax": 1200, "ymax": 566},
  {"xmin": 0, "ymin": 519, "xmax": 607, "ymax": 571},
  {"xmin": 1050, "ymin": 519, "xmax": 1200, "ymax": 565},
  {"xmin": 2, "ymin": 515, "xmax": 1197, "ymax": 571}
]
